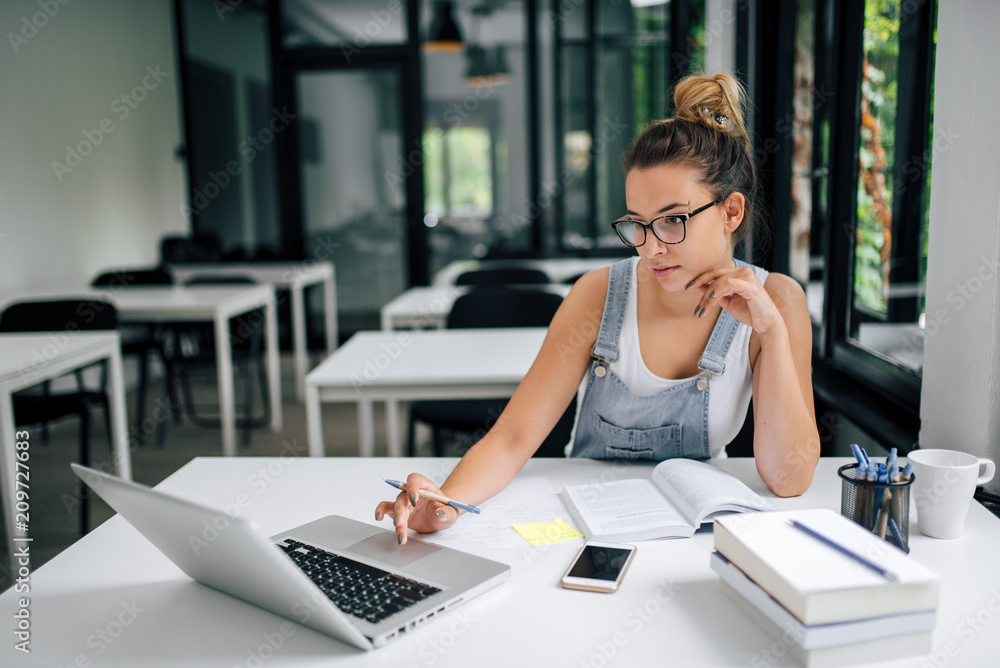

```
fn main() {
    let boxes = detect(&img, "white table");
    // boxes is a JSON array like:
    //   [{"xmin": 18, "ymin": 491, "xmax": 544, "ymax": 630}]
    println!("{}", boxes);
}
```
[
  {"xmin": 305, "ymin": 328, "xmax": 547, "ymax": 457},
  {"xmin": 0, "ymin": 332, "xmax": 131, "ymax": 567},
  {"xmin": 379, "ymin": 284, "xmax": 572, "ymax": 331},
  {"xmin": 433, "ymin": 257, "xmax": 617, "ymax": 286},
  {"xmin": 169, "ymin": 262, "xmax": 338, "ymax": 401},
  {"xmin": 100, "ymin": 285, "xmax": 283, "ymax": 457},
  {"xmin": 3, "ymin": 456, "xmax": 998, "ymax": 667}
]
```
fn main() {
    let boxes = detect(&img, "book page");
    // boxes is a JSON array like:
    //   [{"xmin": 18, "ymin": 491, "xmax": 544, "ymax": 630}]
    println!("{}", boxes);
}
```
[
  {"xmin": 652, "ymin": 459, "xmax": 773, "ymax": 525},
  {"xmin": 562, "ymin": 479, "xmax": 692, "ymax": 539}
]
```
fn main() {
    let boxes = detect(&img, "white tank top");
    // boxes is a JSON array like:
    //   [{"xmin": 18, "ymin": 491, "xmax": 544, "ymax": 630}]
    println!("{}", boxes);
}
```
[{"xmin": 587, "ymin": 257, "xmax": 767, "ymax": 458}]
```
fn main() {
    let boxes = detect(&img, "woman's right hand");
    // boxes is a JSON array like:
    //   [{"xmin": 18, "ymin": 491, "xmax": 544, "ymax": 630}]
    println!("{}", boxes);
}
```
[{"xmin": 374, "ymin": 473, "xmax": 460, "ymax": 545}]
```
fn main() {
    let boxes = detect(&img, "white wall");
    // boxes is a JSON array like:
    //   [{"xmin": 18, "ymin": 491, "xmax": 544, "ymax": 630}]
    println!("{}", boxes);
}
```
[
  {"xmin": 920, "ymin": 0, "xmax": 1000, "ymax": 493},
  {"xmin": 0, "ymin": 0, "xmax": 187, "ymax": 292}
]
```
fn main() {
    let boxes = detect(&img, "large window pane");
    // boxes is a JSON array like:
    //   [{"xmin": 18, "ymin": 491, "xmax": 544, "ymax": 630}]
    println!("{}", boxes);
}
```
[
  {"xmin": 848, "ymin": 0, "xmax": 935, "ymax": 374},
  {"xmin": 421, "ymin": 2, "xmax": 529, "ymax": 271}
]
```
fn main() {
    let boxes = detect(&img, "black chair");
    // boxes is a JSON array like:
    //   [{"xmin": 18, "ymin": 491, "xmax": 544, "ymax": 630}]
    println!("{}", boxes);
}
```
[
  {"xmin": 0, "ymin": 299, "xmax": 119, "ymax": 534},
  {"xmin": 92, "ymin": 268, "xmax": 176, "ymax": 445},
  {"xmin": 164, "ymin": 275, "xmax": 269, "ymax": 446},
  {"xmin": 407, "ymin": 287, "xmax": 575, "ymax": 457},
  {"xmin": 455, "ymin": 267, "xmax": 550, "ymax": 286},
  {"xmin": 159, "ymin": 233, "xmax": 222, "ymax": 264}
]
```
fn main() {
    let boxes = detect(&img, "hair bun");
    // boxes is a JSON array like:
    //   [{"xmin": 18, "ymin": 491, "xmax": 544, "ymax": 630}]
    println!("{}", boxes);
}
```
[{"xmin": 673, "ymin": 72, "xmax": 750, "ymax": 150}]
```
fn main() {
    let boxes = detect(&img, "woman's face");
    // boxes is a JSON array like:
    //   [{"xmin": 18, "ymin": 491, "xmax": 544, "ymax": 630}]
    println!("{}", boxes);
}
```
[{"xmin": 624, "ymin": 162, "xmax": 741, "ymax": 292}]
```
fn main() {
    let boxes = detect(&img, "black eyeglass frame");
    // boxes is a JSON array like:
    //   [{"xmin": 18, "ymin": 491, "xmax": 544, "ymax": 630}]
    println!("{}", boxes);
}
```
[{"xmin": 611, "ymin": 200, "xmax": 720, "ymax": 247}]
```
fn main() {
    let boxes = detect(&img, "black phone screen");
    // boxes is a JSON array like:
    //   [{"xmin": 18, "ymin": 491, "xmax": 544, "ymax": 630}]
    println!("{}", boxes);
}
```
[{"xmin": 567, "ymin": 545, "xmax": 633, "ymax": 581}]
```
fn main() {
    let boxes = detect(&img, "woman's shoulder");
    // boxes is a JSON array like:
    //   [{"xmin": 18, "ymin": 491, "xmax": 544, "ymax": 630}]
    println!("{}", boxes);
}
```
[
  {"xmin": 759, "ymin": 271, "xmax": 807, "ymax": 316},
  {"xmin": 562, "ymin": 265, "xmax": 611, "ymax": 314}
]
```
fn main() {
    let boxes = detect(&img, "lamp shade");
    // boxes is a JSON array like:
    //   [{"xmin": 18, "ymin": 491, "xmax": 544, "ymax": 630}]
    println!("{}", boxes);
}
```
[{"xmin": 425, "ymin": 1, "xmax": 463, "ymax": 52}]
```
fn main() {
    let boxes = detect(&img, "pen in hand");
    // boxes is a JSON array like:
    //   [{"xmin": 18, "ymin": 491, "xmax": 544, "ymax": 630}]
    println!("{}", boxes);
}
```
[{"xmin": 383, "ymin": 479, "xmax": 482, "ymax": 515}]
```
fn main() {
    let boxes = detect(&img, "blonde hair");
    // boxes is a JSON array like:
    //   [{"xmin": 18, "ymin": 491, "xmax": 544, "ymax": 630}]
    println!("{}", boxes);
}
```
[{"xmin": 622, "ymin": 72, "xmax": 760, "ymax": 248}]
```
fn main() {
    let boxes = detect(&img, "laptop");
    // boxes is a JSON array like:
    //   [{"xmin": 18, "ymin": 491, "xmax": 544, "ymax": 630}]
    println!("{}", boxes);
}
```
[{"xmin": 71, "ymin": 463, "xmax": 510, "ymax": 651}]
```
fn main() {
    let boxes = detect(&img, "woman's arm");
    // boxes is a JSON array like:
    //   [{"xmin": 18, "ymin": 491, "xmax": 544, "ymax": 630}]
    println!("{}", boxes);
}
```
[
  {"xmin": 748, "ymin": 273, "xmax": 820, "ymax": 496},
  {"xmin": 690, "ymin": 268, "xmax": 820, "ymax": 496},
  {"xmin": 376, "ymin": 269, "xmax": 609, "ymax": 543}
]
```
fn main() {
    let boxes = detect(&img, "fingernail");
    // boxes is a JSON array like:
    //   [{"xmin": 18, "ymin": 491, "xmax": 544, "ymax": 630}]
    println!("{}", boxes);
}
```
[
  {"xmin": 699, "ymin": 306, "xmax": 706, "ymax": 317},
  {"xmin": 393, "ymin": 515, "xmax": 398, "ymax": 526},
  {"xmin": 685, "ymin": 279, "xmax": 695, "ymax": 290},
  {"xmin": 397, "ymin": 534, "xmax": 403, "ymax": 546},
  {"xmin": 436, "ymin": 509, "xmax": 447, "ymax": 520},
  {"xmin": 708, "ymin": 290, "xmax": 715, "ymax": 299},
  {"xmin": 694, "ymin": 304, "xmax": 701, "ymax": 317},
  {"xmin": 409, "ymin": 493, "xmax": 417, "ymax": 507},
  {"xmin": 375, "ymin": 511, "xmax": 381, "ymax": 521}
]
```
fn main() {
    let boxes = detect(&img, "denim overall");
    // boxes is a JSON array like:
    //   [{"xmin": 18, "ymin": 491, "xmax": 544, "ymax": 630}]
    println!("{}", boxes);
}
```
[{"xmin": 569, "ymin": 258, "xmax": 759, "ymax": 462}]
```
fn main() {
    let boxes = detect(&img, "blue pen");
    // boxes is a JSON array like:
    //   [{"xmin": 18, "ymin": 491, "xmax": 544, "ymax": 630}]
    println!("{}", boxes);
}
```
[
  {"xmin": 790, "ymin": 520, "xmax": 899, "ymax": 582},
  {"xmin": 860, "ymin": 447, "xmax": 870, "ymax": 465},
  {"xmin": 383, "ymin": 479, "xmax": 482, "ymax": 514},
  {"xmin": 888, "ymin": 447, "xmax": 898, "ymax": 471},
  {"xmin": 850, "ymin": 443, "xmax": 865, "ymax": 466},
  {"xmin": 901, "ymin": 461, "xmax": 914, "ymax": 480},
  {"xmin": 888, "ymin": 516, "xmax": 907, "ymax": 552}
]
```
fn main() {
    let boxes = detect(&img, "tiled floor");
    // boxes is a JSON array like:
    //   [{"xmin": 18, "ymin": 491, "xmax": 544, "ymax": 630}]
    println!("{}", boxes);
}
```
[{"xmin": 1, "ymin": 355, "xmax": 422, "ymax": 591}]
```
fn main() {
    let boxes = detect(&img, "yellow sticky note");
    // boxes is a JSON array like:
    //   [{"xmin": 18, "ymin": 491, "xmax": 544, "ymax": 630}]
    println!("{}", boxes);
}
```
[{"xmin": 512, "ymin": 519, "xmax": 584, "ymax": 546}]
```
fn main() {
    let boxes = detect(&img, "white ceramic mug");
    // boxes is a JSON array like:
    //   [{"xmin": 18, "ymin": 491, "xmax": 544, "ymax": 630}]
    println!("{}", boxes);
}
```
[{"xmin": 908, "ymin": 449, "xmax": 996, "ymax": 539}]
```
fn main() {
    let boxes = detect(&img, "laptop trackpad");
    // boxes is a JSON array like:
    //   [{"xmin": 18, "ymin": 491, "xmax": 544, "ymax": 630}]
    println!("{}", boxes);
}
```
[{"xmin": 345, "ymin": 533, "xmax": 440, "ymax": 568}]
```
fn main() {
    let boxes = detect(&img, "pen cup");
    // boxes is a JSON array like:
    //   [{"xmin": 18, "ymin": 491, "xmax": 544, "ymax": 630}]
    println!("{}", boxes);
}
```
[{"xmin": 838, "ymin": 464, "xmax": 913, "ymax": 553}]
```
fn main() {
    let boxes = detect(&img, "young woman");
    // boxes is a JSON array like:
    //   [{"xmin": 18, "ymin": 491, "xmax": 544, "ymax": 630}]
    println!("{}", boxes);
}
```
[{"xmin": 376, "ymin": 73, "xmax": 820, "ymax": 544}]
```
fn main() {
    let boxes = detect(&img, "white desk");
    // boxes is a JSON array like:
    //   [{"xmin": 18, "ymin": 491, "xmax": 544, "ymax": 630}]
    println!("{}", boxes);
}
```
[
  {"xmin": 380, "ymin": 284, "xmax": 572, "ymax": 331},
  {"xmin": 101, "ymin": 285, "xmax": 283, "ymax": 457},
  {"xmin": 169, "ymin": 262, "xmax": 338, "ymax": 401},
  {"xmin": 0, "ymin": 332, "xmax": 131, "ymax": 567},
  {"xmin": 0, "ymin": 286, "xmax": 284, "ymax": 457},
  {"xmin": 433, "ymin": 257, "xmax": 617, "ymax": 286},
  {"xmin": 3, "ymin": 457, "xmax": 998, "ymax": 667},
  {"xmin": 305, "ymin": 328, "xmax": 546, "ymax": 457}
]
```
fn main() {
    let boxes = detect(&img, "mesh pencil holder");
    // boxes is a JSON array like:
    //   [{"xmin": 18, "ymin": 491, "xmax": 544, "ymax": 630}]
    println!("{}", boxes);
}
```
[{"xmin": 838, "ymin": 463, "xmax": 913, "ymax": 553}]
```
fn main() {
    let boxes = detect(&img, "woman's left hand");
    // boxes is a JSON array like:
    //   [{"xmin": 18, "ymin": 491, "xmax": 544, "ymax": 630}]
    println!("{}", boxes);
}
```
[{"xmin": 687, "ymin": 266, "xmax": 784, "ymax": 337}]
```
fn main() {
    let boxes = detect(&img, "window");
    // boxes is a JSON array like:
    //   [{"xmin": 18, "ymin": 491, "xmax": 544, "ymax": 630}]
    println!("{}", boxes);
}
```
[
  {"xmin": 553, "ymin": 0, "xmax": 706, "ymax": 251},
  {"xmin": 790, "ymin": 0, "xmax": 938, "ymax": 426},
  {"xmin": 422, "ymin": 125, "xmax": 495, "ymax": 221}
]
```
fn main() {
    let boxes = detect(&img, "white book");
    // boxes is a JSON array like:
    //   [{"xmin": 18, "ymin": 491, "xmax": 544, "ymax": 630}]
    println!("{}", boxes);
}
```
[
  {"xmin": 561, "ymin": 459, "xmax": 773, "ymax": 542},
  {"xmin": 710, "ymin": 551, "xmax": 936, "ymax": 650},
  {"xmin": 714, "ymin": 508, "xmax": 940, "ymax": 626}
]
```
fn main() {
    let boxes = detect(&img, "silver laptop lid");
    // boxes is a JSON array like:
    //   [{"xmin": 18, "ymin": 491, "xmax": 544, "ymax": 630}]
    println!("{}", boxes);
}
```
[{"xmin": 71, "ymin": 463, "xmax": 373, "ymax": 650}]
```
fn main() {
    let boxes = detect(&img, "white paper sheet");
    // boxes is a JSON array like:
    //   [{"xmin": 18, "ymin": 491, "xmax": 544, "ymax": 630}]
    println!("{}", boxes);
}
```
[{"xmin": 420, "ymin": 476, "xmax": 578, "ymax": 551}]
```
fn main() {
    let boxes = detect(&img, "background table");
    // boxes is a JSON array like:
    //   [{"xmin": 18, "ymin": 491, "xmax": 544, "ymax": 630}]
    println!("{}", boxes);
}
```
[
  {"xmin": 432, "ymin": 257, "xmax": 618, "ymax": 286},
  {"xmin": 305, "ymin": 328, "xmax": 546, "ymax": 457},
  {"xmin": 2, "ymin": 457, "xmax": 998, "ymax": 667},
  {"xmin": 169, "ymin": 262, "xmax": 337, "ymax": 401},
  {"xmin": 379, "ymin": 284, "xmax": 572, "ymax": 331},
  {"xmin": 0, "ymin": 332, "xmax": 130, "ymax": 567},
  {"xmin": 99, "ymin": 285, "xmax": 283, "ymax": 457}
]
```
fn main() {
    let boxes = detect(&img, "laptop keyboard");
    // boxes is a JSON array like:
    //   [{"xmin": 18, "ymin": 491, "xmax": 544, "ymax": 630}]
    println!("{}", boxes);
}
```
[{"xmin": 278, "ymin": 538, "xmax": 442, "ymax": 625}]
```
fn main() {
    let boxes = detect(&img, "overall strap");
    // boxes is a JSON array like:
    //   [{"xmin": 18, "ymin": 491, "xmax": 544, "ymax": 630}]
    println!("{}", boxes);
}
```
[{"xmin": 591, "ymin": 258, "xmax": 632, "ymax": 367}]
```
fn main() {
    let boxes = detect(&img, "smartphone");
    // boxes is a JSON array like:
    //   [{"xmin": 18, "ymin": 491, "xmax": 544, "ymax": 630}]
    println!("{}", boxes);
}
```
[{"xmin": 560, "ymin": 541, "xmax": 637, "ymax": 593}]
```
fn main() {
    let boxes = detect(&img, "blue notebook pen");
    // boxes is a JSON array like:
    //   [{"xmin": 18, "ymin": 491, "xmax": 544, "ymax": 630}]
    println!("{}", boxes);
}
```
[
  {"xmin": 789, "ymin": 520, "xmax": 900, "ymax": 582},
  {"xmin": 383, "ymin": 479, "xmax": 482, "ymax": 514}
]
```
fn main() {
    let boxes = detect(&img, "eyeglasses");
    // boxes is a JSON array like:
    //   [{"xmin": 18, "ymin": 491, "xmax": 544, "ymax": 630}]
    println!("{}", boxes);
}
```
[{"xmin": 611, "ymin": 200, "xmax": 719, "ymax": 247}]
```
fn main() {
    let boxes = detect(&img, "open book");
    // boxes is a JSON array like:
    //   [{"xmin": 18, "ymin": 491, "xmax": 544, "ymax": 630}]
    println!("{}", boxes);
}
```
[{"xmin": 561, "ymin": 459, "xmax": 773, "ymax": 542}]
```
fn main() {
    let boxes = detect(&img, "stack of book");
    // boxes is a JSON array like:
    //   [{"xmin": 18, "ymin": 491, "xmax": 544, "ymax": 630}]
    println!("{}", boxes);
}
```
[{"xmin": 712, "ymin": 508, "xmax": 939, "ymax": 668}]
